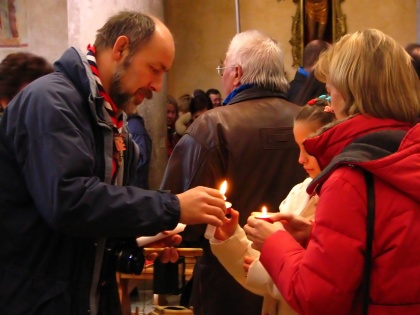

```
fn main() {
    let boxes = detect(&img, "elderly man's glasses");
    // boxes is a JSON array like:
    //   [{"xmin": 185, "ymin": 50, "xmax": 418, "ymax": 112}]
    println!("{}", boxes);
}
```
[{"xmin": 216, "ymin": 65, "xmax": 236, "ymax": 76}]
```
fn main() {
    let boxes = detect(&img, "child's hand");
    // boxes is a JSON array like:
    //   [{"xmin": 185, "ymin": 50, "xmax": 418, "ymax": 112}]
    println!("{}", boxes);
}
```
[{"xmin": 214, "ymin": 208, "xmax": 239, "ymax": 241}]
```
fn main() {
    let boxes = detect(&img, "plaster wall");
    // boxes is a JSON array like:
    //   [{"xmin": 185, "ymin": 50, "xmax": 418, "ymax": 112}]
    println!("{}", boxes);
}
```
[
  {"xmin": 0, "ymin": 0, "xmax": 68, "ymax": 63},
  {"xmin": 67, "ymin": 0, "xmax": 165, "ymax": 48}
]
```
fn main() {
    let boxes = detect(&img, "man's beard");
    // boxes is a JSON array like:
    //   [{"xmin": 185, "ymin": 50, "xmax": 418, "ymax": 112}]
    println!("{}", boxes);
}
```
[
  {"xmin": 109, "ymin": 65, "xmax": 153, "ymax": 113},
  {"xmin": 109, "ymin": 67, "xmax": 132, "ymax": 110}
]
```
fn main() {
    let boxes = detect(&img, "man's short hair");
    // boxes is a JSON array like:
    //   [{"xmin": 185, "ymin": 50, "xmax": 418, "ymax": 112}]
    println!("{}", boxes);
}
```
[
  {"xmin": 191, "ymin": 89, "xmax": 213, "ymax": 113},
  {"xmin": 302, "ymin": 39, "xmax": 330, "ymax": 69},
  {"xmin": 205, "ymin": 88, "xmax": 221, "ymax": 97},
  {"xmin": 94, "ymin": 11, "xmax": 155, "ymax": 59}
]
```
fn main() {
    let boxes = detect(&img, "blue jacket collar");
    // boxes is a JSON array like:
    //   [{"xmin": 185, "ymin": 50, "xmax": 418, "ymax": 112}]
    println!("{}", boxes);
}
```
[{"xmin": 222, "ymin": 84, "xmax": 255, "ymax": 105}]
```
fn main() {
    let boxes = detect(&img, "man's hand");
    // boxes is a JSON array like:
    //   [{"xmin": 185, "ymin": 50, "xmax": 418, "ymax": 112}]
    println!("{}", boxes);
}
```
[
  {"xmin": 214, "ymin": 208, "xmax": 239, "ymax": 241},
  {"xmin": 177, "ymin": 186, "xmax": 227, "ymax": 226},
  {"xmin": 244, "ymin": 216, "xmax": 282, "ymax": 251},
  {"xmin": 144, "ymin": 234, "xmax": 182, "ymax": 263},
  {"xmin": 269, "ymin": 212, "xmax": 312, "ymax": 247}
]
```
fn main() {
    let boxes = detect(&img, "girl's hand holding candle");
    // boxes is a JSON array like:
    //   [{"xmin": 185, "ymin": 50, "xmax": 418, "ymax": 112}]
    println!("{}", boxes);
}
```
[
  {"xmin": 251, "ymin": 206, "xmax": 275, "ymax": 223},
  {"xmin": 213, "ymin": 208, "xmax": 240, "ymax": 241},
  {"xmin": 245, "ymin": 207, "xmax": 282, "ymax": 251}
]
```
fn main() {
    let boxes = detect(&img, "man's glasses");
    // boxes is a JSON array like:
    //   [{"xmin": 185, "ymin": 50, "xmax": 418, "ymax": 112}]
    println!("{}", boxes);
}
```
[{"xmin": 216, "ymin": 65, "xmax": 236, "ymax": 76}]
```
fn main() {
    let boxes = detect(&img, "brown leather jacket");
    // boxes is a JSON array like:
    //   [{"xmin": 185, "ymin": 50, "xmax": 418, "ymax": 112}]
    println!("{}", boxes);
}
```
[{"xmin": 161, "ymin": 86, "xmax": 306, "ymax": 315}]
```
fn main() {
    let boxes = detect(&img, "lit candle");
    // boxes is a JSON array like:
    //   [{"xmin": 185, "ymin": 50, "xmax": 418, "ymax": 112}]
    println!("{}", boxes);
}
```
[
  {"xmin": 204, "ymin": 180, "xmax": 232, "ymax": 239},
  {"xmin": 219, "ymin": 180, "xmax": 232, "ymax": 210},
  {"xmin": 251, "ymin": 206, "xmax": 275, "ymax": 223}
]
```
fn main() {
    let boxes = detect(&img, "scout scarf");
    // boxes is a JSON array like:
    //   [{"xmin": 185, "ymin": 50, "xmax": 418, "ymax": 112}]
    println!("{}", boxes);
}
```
[{"xmin": 87, "ymin": 45, "xmax": 125, "ymax": 184}]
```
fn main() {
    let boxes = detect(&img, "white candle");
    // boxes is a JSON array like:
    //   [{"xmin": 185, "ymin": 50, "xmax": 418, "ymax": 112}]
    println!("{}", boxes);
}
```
[{"xmin": 204, "ymin": 180, "xmax": 232, "ymax": 239}]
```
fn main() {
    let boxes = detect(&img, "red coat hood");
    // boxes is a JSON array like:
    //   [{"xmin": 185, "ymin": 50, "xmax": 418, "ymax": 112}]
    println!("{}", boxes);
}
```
[{"xmin": 304, "ymin": 115, "xmax": 419, "ymax": 203}]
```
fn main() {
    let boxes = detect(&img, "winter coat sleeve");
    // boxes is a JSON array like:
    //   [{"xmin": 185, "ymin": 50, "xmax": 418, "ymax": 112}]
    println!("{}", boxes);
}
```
[
  {"xmin": 8, "ymin": 80, "xmax": 180, "ymax": 238},
  {"xmin": 246, "ymin": 259, "xmax": 282, "ymax": 299},
  {"xmin": 260, "ymin": 168, "xmax": 367, "ymax": 315},
  {"xmin": 210, "ymin": 225, "xmax": 286, "ymax": 299},
  {"xmin": 210, "ymin": 227, "xmax": 261, "ymax": 293}
]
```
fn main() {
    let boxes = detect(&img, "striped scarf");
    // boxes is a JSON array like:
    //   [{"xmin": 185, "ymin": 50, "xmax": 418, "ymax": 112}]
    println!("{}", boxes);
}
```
[{"xmin": 87, "ymin": 45, "xmax": 125, "ymax": 183}]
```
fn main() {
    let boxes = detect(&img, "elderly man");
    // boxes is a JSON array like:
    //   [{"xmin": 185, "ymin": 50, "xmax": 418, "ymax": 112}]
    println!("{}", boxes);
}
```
[{"xmin": 161, "ymin": 30, "xmax": 306, "ymax": 315}]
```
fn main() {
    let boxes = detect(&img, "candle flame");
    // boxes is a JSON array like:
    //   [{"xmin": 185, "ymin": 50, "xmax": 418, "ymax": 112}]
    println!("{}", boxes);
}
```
[
  {"xmin": 261, "ymin": 206, "xmax": 267, "ymax": 215},
  {"xmin": 220, "ymin": 180, "xmax": 227, "ymax": 196}
]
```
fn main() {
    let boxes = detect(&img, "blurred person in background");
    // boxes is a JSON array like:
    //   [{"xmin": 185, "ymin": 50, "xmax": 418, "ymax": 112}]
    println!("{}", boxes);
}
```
[{"xmin": 0, "ymin": 52, "xmax": 53, "ymax": 118}]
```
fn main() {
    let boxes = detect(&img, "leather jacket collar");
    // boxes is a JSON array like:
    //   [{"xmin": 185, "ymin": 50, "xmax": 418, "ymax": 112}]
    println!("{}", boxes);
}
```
[{"xmin": 228, "ymin": 86, "xmax": 287, "ymax": 105}]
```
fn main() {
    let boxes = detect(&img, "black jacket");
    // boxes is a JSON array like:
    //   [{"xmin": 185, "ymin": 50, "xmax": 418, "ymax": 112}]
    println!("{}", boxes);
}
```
[
  {"xmin": 0, "ymin": 47, "xmax": 180, "ymax": 315},
  {"xmin": 127, "ymin": 114, "xmax": 152, "ymax": 189},
  {"xmin": 286, "ymin": 71, "xmax": 307, "ymax": 104}
]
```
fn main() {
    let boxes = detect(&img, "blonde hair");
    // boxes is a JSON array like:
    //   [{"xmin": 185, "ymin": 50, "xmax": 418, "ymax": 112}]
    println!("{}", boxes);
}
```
[{"xmin": 315, "ymin": 29, "xmax": 420, "ymax": 124}]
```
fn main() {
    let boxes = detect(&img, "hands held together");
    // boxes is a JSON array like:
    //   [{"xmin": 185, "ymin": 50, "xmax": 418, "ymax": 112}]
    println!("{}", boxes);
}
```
[
  {"xmin": 210, "ymin": 205, "xmax": 313, "ymax": 252},
  {"xmin": 244, "ymin": 212, "xmax": 312, "ymax": 251}
]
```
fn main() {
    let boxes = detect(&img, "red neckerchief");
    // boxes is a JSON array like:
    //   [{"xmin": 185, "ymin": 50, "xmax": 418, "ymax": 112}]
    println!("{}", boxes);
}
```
[{"xmin": 87, "ymin": 45, "xmax": 125, "ymax": 182}]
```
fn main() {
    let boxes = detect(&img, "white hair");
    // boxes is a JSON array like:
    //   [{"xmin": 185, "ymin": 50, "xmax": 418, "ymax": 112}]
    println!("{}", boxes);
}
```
[{"xmin": 225, "ymin": 30, "xmax": 289, "ymax": 92}]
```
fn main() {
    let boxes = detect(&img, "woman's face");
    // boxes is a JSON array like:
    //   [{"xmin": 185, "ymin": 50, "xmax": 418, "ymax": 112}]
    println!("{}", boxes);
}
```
[
  {"xmin": 293, "ymin": 121, "xmax": 321, "ymax": 179},
  {"xmin": 326, "ymin": 79, "xmax": 347, "ymax": 120}
]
